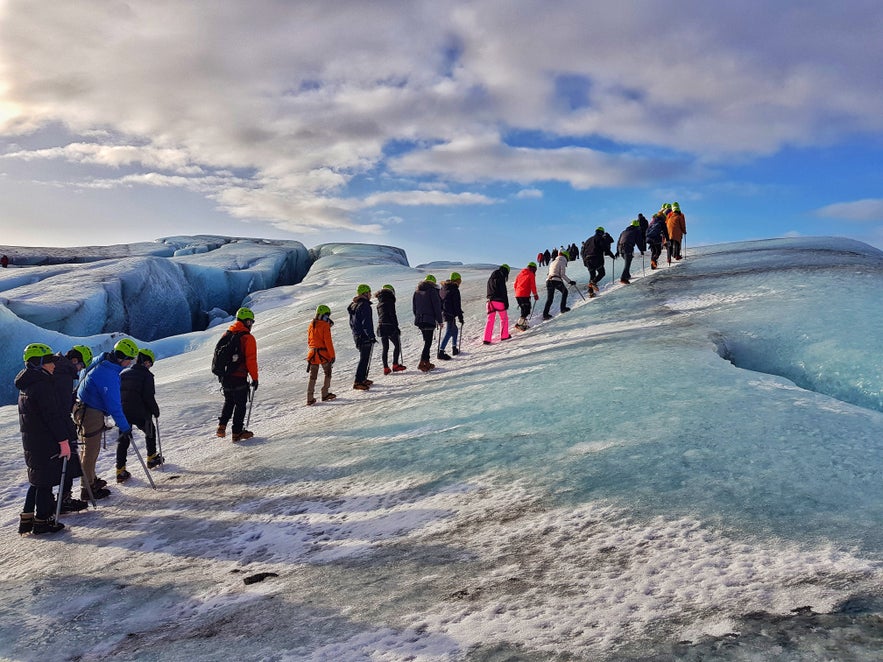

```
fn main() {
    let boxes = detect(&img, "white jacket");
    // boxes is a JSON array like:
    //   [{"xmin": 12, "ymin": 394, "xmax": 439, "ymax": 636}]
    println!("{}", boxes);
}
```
[{"xmin": 547, "ymin": 255, "xmax": 569, "ymax": 282}]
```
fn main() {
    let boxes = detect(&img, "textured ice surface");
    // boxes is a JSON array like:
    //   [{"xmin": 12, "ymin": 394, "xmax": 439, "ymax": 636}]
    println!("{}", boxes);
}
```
[{"xmin": 0, "ymin": 236, "xmax": 881, "ymax": 660}]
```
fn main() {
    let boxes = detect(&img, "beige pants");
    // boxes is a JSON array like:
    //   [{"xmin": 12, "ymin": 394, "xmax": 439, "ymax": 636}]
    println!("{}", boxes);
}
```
[
  {"xmin": 307, "ymin": 363, "xmax": 333, "ymax": 402},
  {"xmin": 76, "ymin": 406, "xmax": 105, "ymax": 485}
]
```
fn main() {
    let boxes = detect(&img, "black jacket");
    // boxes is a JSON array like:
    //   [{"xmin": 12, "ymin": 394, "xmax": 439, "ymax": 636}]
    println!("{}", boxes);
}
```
[
  {"xmin": 347, "ymin": 296, "xmax": 376, "ymax": 347},
  {"xmin": 412, "ymin": 281, "xmax": 443, "ymax": 329},
  {"xmin": 121, "ymin": 363, "xmax": 160, "ymax": 427},
  {"xmin": 486, "ymin": 267, "xmax": 510, "ymax": 308},
  {"xmin": 647, "ymin": 213, "xmax": 669, "ymax": 243},
  {"xmin": 375, "ymin": 288, "xmax": 401, "ymax": 337},
  {"xmin": 617, "ymin": 225, "xmax": 647, "ymax": 256},
  {"xmin": 15, "ymin": 365, "xmax": 68, "ymax": 487},
  {"xmin": 582, "ymin": 231, "xmax": 615, "ymax": 268},
  {"xmin": 441, "ymin": 281, "xmax": 463, "ymax": 320}
]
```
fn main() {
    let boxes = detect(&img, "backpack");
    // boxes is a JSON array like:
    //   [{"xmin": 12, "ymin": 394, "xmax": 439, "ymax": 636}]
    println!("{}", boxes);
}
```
[
  {"xmin": 211, "ymin": 331, "xmax": 244, "ymax": 382},
  {"xmin": 581, "ymin": 237, "xmax": 596, "ymax": 263}
]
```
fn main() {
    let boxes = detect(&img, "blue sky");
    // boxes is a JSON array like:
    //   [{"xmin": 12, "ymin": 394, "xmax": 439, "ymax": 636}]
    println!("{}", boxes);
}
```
[{"xmin": 1, "ymin": 1, "xmax": 882, "ymax": 266}]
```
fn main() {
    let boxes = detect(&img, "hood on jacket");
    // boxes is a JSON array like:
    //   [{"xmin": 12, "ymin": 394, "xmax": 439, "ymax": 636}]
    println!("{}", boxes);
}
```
[
  {"xmin": 14, "ymin": 365, "xmax": 48, "ymax": 391},
  {"xmin": 416, "ymin": 280, "xmax": 439, "ymax": 292}
]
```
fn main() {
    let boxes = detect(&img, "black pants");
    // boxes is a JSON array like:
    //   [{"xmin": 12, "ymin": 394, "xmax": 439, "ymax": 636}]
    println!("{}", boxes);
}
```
[
  {"xmin": 543, "ymin": 280, "xmax": 568, "ymax": 316},
  {"xmin": 516, "ymin": 296, "xmax": 532, "ymax": 319},
  {"xmin": 380, "ymin": 332, "xmax": 402, "ymax": 368},
  {"xmin": 219, "ymin": 383, "xmax": 249, "ymax": 433},
  {"xmin": 649, "ymin": 241, "xmax": 663, "ymax": 263},
  {"xmin": 587, "ymin": 261, "xmax": 606, "ymax": 286},
  {"xmin": 355, "ymin": 342, "xmax": 373, "ymax": 383},
  {"xmin": 116, "ymin": 419, "xmax": 157, "ymax": 469},
  {"xmin": 23, "ymin": 484, "xmax": 55, "ymax": 519},
  {"xmin": 667, "ymin": 239, "xmax": 681, "ymax": 262},
  {"xmin": 620, "ymin": 252, "xmax": 634, "ymax": 281},
  {"xmin": 419, "ymin": 327, "xmax": 435, "ymax": 361}
]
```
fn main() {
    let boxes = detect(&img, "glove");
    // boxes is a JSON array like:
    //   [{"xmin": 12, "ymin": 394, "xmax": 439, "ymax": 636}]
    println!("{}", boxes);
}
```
[
  {"xmin": 251, "ymin": 380, "xmax": 259, "ymax": 391},
  {"xmin": 569, "ymin": 280, "xmax": 576, "ymax": 286},
  {"xmin": 118, "ymin": 429, "xmax": 132, "ymax": 444},
  {"xmin": 457, "ymin": 314, "xmax": 464, "ymax": 324},
  {"xmin": 58, "ymin": 440, "xmax": 71, "ymax": 459},
  {"xmin": 533, "ymin": 294, "xmax": 539, "ymax": 301}
]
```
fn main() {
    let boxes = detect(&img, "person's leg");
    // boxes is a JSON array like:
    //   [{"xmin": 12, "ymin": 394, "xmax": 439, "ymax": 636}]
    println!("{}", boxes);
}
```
[
  {"xmin": 666, "ymin": 240, "xmax": 674, "ymax": 263},
  {"xmin": 307, "ymin": 363, "xmax": 319, "ymax": 402},
  {"xmin": 392, "ymin": 332, "xmax": 403, "ymax": 365},
  {"xmin": 231, "ymin": 387, "xmax": 249, "ymax": 434},
  {"xmin": 115, "ymin": 429, "xmax": 131, "ymax": 470},
  {"xmin": 497, "ymin": 303, "xmax": 510, "ymax": 339},
  {"xmin": 381, "ymin": 336, "xmax": 391, "ymax": 369},
  {"xmin": 23, "ymin": 484, "xmax": 36, "ymax": 514},
  {"xmin": 558, "ymin": 282, "xmax": 569, "ymax": 312},
  {"xmin": 542, "ymin": 282, "xmax": 556, "ymax": 317},
  {"xmin": 440, "ymin": 319, "xmax": 454, "ymax": 351},
  {"xmin": 34, "ymin": 485, "xmax": 55, "ymax": 520},
  {"xmin": 355, "ymin": 343, "xmax": 370, "ymax": 383},
  {"xmin": 483, "ymin": 307, "xmax": 496, "ymax": 342},
  {"xmin": 621, "ymin": 253, "xmax": 633, "ymax": 281},
  {"xmin": 79, "ymin": 407, "xmax": 104, "ymax": 487},
  {"xmin": 421, "ymin": 328, "xmax": 433, "ymax": 362},
  {"xmin": 321, "ymin": 363, "xmax": 333, "ymax": 398},
  {"xmin": 450, "ymin": 323, "xmax": 459, "ymax": 351},
  {"xmin": 219, "ymin": 391, "xmax": 235, "ymax": 427}
]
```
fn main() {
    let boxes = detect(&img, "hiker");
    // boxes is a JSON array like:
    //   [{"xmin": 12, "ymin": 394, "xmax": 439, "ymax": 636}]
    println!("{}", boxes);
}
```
[
  {"xmin": 74, "ymin": 338, "xmax": 138, "ymax": 499},
  {"xmin": 1, "ymin": 254, "xmax": 8, "ymax": 268},
  {"xmin": 666, "ymin": 202, "xmax": 687, "ymax": 263},
  {"xmin": 306, "ymin": 305, "xmax": 336, "ymax": 405},
  {"xmin": 483, "ymin": 264, "xmax": 511, "ymax": 344},
  {"xmin": 616, "ymin": 219, "xmax": 647, "ymax": 284},
  {"xmin": 438, "ymin": 272, "xmax": 464, "ymax": 360},
  {"xmin": 543, "ymin": 251, "xmax": 575, "ymax": 319},
  {"xmin": 513, "ymin": 262, "xmax": 539, "ymax": 331},
  {"xmin": 49, "ymin": 348, "xmax": 88, "ymax": 513},
  {"xmin": 375, "ymin": 285, "xmax": 406, "ymax": 375},
  {"xmin": 543, "ymin": 249, "xmax": 551, "ymax": 266},
  {"xmin": 581, "ymin": 227, "xmax": 616, "ymax": 298},
  {"xmin": 215, "ymin": 308, "xmax": 259, "ymax": 441},
  {"xmin": 348, "ymin": 284, "xmax": 376, "ymax": 389},
  {"xmin": 647, "ymin": 207, "xmax": 669, "ymax": 269},
  {"xmin": 536, "ymin": 251, "xmax": 544, "ymax": 267},
  {"xmin": 120, "ymin": 347, "xmax": 162, "ymax": 480},
  {"xmin": 16, "ymin": 343, "xmax": 72, "ymax": 535},
  {"xmin": 412, "ymin": 274, "xmax": 443, "ymax": 371}
]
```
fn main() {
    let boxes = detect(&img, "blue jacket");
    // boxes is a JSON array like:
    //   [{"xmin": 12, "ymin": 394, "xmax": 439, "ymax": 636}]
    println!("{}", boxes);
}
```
[{"xmin": 76, "ymin": 354, "xmax": 131, "ymax": 433}]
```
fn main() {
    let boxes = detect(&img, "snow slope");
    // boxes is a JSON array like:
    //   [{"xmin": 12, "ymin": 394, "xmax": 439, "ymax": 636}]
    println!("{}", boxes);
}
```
[{"xmin": 0, "ymin": 237, "xmax": 881, "ymax": 660}]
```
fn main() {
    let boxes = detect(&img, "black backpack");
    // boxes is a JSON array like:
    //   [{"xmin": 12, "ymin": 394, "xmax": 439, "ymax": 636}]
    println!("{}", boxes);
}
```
[{"xmin": 211, "ymin": 331, "xmax": 244, "ymax": 382}]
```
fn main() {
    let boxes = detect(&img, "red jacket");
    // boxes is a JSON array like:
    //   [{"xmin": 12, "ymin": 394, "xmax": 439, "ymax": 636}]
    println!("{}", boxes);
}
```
[
  {"xmin": 227, "ymin": 320, "xmax": 258, "ymax": 381},
  {"xmin": 513, "ymin": 267, "xmax": 538, "ymax": 297}
]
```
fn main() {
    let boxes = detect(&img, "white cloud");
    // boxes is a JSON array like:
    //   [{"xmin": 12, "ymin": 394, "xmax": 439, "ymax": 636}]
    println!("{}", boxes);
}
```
[
  {"xmin": 1, "ymin": 1, "xmax": 882, "ymax": 233},
  {"xmin": 516, "ymin": 188, "xmax": 543, "ymax": 199},
  {"xmin": 815, "ymin": 199, "xmax": 883, "ymax": 222},
  {"xmin": 362, "ymin": 190, "xmax": 496, "ymax": 207}
]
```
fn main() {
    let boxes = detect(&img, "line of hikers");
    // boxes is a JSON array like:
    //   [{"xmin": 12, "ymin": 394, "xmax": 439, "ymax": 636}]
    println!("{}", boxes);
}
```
[{"xmin": 15, "ymin": 338, "xmax": 162, "ymax": 535}]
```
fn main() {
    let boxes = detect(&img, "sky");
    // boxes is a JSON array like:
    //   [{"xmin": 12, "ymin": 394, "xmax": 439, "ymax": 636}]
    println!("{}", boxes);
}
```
[{"xmin": 1, "ymin": 0, "xmax": 882, "ymax": 265}]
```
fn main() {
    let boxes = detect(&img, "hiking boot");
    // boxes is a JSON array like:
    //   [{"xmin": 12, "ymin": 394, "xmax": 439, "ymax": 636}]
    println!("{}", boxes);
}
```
[
  {"xmin": 32, "ymin": 518, "xmax": 65, "ymax": 535},
  {"xmin": 19, "ymin": 513, "xmax": 34, "ymax": 535},
  {"xmin": 483, "ymin": 340, "xmax": 492, "ymax": 345},
  {"xmin": 619, "ymin": 279, "xmax": 630, "ymax": 285},
  {"xmin": 321, "ymin": 392, "xmax": 337, "ymax": 401},
  {"xmin": 588, "ymin": 290, "xmax": 596, "ymax": 298},
  {"xmin": 451, "ymin": 347, "xmax": 459, "ymax": 356},
  {"xmin": 353, "ymin": 382, "xmax": 370, "ymax": 390},
  {"xmin": 93, "ymin": 478, "xmax": 108, "ymax": 489},
  {"xmin": 392, "ymin": 363, "xmax": 407, "ymax": 372},
  {"xmin": 437, "ymin": 350, "xmax": 452, "ymax": 360},
  {"xmin": 60, "ymin": 496, "xmax": 88, "ymax": 513},
  {"xmin": 561, "ymin": 307, "xmax": 571, "ymax": 313},
  {"xmin": 500, "ymin": 335, "xmax": 512, "ymax": 341},
  {"xmin": 364, "ymin": 379, "xmax": 374, "ymax": 386},
  {"xmin": 383, "ymin": 366, "xmax": 392, "ymax": 375},
  {"xmin": 542, "ymin": 314, "xmax": 553, "ymax": 320},
  {"xmin": 306, "ymin": 399, "xmax": 317, "ymax": 406},
  {"xmin": 116, "ymin": 468, "xmax": 131, "ymax": 483},
  {"xmin": 216, "ymin": 424, "xmax": 227, "ymax": 438},
  {"xmin": 147, "ymin": 454, "xmax": 164, "ymax": 469},
  {"xmin": 650, "ymin": 260, "xmax": 657, "ymax": 269},
  {"xmin": 82, "ymin": 485, "xmax": 111, "ymax": 500},
  {"xmin": 232, "ymin": 430, "xmax": 254, "ymax": 442},
  {"xmin": 418, "ymin": 360, "xmax": 435, "ymax": 372}
]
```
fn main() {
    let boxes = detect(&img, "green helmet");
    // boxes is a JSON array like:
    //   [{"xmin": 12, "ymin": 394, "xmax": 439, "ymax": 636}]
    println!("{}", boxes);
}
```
[
  {"xmin": 114, "ymin": 338, "xmax": 139, "ymax": 360},
  {"xmin": 596, "ymin": 226, "xmax": 605, "ymax": 233},
  {"xmin": 450, "ymin": 272, "xmax": 461, "ymax": 282},
  {"xmin": 527, "ymin": 261, "xmax": 537, "ymax": 268},
  {"xmin": 236, "ymin": 307, "xmax": 255, "ymax": 321},
  {"xmin": 357, "ymin": 284, "xmax": 371, "ymax": 295},
  {"xmin": 316, "ymin": 304, "xmax": 331, "ymax": 316},
  {"xmin": 672, "ymin": 202, "xmax": 681, "ymax": 211},
  {"xmin": 424, "ymin": 274, "xmax": 437, "ymax": 283},
  {"xmin": 631, "ymin": 219, "xmax": 640, "ymax": 227},
  {"xmin": 665, "ymin": 203, "xmax": 672, "ymax": 210},
  {"xmin": 71, "ymin": 344, "xmax": 93, "ymax": 366},
  {"xmin": 138, "ymin": 348, "xmax": 156, "ymax": 364},
  {"xmin": 23, "ymin": 343, "xmax": 53, "ymax": 363},
  {"xmin": 500, "ymin": 264, "xmax": 510, "ymax": 272},
  {"xmin": 382, "ymin": 284, "xmax": 395, "ymax": 293}
]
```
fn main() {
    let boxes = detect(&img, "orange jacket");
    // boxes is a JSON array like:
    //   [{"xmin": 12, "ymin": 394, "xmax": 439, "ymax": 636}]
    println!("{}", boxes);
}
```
[
  {"xmin": 227, "ymin": 320, "xmax": 258, "ymax": 381},
  {"xmin": 666, "ymin": 212, "xmax": 687, "ymax": 242},
  {"xmin": 307, "ymin": 318, "xmax": 335, "ymax": 364},
  {"xmin": 513, "ymin": 267, "xmax": 538, "ymax": 297}
]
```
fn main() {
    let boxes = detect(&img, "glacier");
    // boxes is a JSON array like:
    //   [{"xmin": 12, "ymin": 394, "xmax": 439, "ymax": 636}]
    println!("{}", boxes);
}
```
[{"xmin": 0, "ymin": 235, "xmax": 881, "ymax": 660}]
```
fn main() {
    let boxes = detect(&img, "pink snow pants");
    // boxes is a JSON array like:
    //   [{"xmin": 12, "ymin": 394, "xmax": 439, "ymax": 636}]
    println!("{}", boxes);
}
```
[{"xmin": 484, "ymin": 301, "xmax": 510, "ymax": 342}]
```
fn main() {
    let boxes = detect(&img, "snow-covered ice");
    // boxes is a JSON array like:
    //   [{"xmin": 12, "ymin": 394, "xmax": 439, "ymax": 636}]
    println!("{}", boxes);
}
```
[{"xmin": 0, "ymin": 236, "xmax": 881, "ymax": 660}]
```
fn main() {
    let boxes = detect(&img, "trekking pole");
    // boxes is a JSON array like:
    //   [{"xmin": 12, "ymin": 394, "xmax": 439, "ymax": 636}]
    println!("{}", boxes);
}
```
[
  {"xmin": 54, "ymin": 455, "xmax": 69, "ymax": 522},
  {"xmin": 153, "ymin": 416, "xmax": 163, "ymax": 471},
  {"xmin": 128, "ymin": 432, "xmax": 157, "ymax": 490},
  {"xmin": 246, "ymin": 386, "xmax": 255, "ymax": 428},
  {"xmin": 568, "ymin": 280, "xmax": 587, "ymax": 302},
  {"xmin": 642, "ymin": 253, "xmax": 646, "ymax": 277},
  {"xmin": 683, "ymin": 236, "xmax": 687, "ymax": 259}
]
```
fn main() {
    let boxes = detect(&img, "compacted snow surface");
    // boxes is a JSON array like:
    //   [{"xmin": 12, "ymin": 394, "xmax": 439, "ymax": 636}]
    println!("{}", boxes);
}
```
[{"xmin": 0, "ymin": 237, "xmax": 881, "ymax": 660}]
